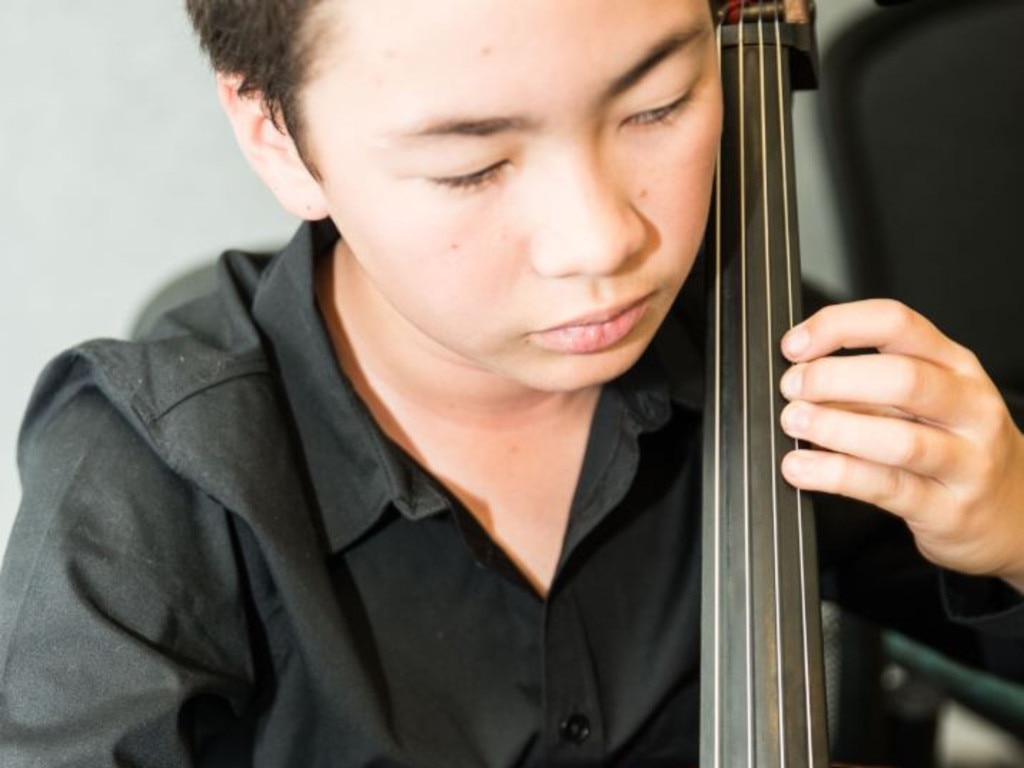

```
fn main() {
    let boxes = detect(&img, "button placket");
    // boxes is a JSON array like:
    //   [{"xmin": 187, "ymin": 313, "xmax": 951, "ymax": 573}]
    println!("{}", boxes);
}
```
[{"xmin": 543, "ymin": 586, "xmax": 605, "ymax": 760}]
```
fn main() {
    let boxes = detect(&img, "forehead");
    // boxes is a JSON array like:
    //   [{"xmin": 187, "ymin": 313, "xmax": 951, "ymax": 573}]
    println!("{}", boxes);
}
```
[{"xmin": 307, "ymin": 0, "xmax": 713, "ymax": 95}]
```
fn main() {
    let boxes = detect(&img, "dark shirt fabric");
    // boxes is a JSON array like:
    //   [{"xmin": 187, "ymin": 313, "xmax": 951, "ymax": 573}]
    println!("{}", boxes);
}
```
[{"xmin": 1, "ymin": 219, "xmax": 1022, "ymax": 767}]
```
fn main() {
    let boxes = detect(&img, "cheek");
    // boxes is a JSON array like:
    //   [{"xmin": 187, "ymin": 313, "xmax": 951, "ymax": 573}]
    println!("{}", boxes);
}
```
[
  {"xmin": 326, "ymin": 171, "xmax": 503, "ymax": 287},
  {"xmin": 645, "ymin": 117, "xmax": 720, "ymax": 242},
  {"xmin": 346, "ymin": 197, "xmax": 521, "ymax": 331},
  {"xmin": 639, "ymin": 163, "xmax": 713, "ymax": 266},
  {"xmin": 431, "ymin": 232, "xmax": 524, "ymax": 322}
]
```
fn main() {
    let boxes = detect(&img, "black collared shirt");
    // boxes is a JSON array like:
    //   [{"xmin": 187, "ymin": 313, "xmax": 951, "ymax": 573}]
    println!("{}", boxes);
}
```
[{"xmin": 2, "ymin": 220, "xmax": 1022, "ymax": 767}]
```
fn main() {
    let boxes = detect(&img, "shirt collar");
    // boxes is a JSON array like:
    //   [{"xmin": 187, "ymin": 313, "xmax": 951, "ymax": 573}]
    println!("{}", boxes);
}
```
[
  {"xmin": 251, "ymin": 220, "xmax": 705, "ymax": 554},
  {"xmin": 253, "ymin": 220, "xmax": 449, "ymax": 554}
]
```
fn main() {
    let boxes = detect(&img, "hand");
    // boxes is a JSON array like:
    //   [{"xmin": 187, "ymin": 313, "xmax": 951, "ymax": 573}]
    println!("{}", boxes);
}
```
[{"xmin": 778, "ymin": 299, "xmax": 1024, "ymax": 593}]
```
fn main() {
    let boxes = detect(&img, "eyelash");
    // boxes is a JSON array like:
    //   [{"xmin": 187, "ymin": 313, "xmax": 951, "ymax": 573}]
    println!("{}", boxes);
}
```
[
  {"xmin": 431, "ymin": 161, "xmax": 507, "ymax": 191},
  {"xmin": 628, "ymin": 93, "xmax": 690, "ymax": 127},
  {"xmin": 430, "ymin": 94, "xmax": 690, "ymax": 192}
]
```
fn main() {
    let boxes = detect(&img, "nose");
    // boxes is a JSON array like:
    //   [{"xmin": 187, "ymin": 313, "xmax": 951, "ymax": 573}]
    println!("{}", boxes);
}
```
[{"xmin": 528, "ymin": 148, "xmax": 648, "ymax": 279}]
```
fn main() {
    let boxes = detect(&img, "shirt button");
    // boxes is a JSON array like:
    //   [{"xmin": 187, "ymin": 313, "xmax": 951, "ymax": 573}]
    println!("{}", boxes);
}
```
[{"xmin": 559, "ymin": 713, "xmax": 592, "ymax": 745}]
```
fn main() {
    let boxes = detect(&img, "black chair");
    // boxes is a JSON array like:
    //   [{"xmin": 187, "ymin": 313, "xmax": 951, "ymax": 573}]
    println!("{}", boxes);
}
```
[
  {"xmin": 132, "ymin": 261, "xmax": 220, "ymax": 339},
  {"xmin": 819, "ymin": 0, "xmax": 1024, "ymax": 760},
  {"xmin": 821, "ymin": 0, "xmax": 1024, "ymax": 394}
]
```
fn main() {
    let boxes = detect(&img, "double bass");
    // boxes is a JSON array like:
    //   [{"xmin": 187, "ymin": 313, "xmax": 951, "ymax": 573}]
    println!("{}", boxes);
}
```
[{"xmin": 699, "ymin": 2, "xmax": 851, "ymax": 766}]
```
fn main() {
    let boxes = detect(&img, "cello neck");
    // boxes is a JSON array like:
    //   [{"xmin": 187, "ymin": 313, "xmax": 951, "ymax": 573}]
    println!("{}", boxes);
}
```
[{"xmin": 699, "ymin": 3, "xmax": 828, "ymax": 767}]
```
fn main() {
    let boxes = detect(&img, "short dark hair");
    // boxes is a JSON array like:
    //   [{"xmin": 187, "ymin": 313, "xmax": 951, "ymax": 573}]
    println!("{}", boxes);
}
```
[{"xmin": 185, "ymin": 0, "xmax": 330, "ymax": 162}]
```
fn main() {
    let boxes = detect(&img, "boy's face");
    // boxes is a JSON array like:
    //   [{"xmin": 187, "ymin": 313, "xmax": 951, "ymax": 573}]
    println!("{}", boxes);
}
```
[{"xmin": 299, "ymin": 0, "xmax": 721, "ymax": 395}]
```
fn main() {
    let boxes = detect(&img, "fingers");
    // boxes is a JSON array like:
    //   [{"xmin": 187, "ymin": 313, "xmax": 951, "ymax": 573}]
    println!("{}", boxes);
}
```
[
  {"xmin": 781, "ymin": 434, "xmax": 1024, "ymax": 581},
  {"xmin": 780, "ymin": 299, "xmax": 1005, "ymax": 435},
  {"xmin": 780, "ymin": 448, "xmax": 940, "ymax": 524},
  {"xmin": 782, "ymin": 298, "xmax": 980, "ymax": 376},
  {"xmin": 780, "ymin": 353, "xmax": 984, "ymax": 430},
  {"xmin": 780, "ymin": 400, "xmax": 968, "ymax": 483},
  {"xmin": 777, "ymin": 299, "xmax": 1024, "ymax": 585}
]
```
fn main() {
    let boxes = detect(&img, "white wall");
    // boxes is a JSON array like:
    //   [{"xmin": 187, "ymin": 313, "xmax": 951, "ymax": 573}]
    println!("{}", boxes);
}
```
[
  {"xmin": 0, "ymin": 1, "xmax": 868, "ymax": 552},
  {"xmin": 0, "ymin": 1, "xmax": 298, "ymax": 552}
]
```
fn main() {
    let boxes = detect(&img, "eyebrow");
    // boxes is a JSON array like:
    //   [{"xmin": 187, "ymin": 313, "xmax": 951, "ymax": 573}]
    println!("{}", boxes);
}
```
[
  {"xmin": 604, "ymin": 26, "xmax": 707, "ymax": 102},
  {"xmin": 390, "ymin": 25, "xmax": 708, "ymax": 143}
]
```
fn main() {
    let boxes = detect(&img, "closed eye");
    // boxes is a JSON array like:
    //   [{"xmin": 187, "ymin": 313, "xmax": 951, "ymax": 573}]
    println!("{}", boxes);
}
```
[
  {"xmin": 428, "ymin": 93, "xmax": 690, "ymax": 192},
  {"xmin": 627, "ymin": 93, "xmax": 691, "ymax": 127},
  {"xmin": 430, "ymin": 161, "xmax": 507, "ymax": 191}
]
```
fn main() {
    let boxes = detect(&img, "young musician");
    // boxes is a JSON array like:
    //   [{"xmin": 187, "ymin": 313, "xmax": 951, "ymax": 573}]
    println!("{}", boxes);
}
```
[{"xmin": 2, "ymin": 0, "xmax": 1022, "ymax": 764}]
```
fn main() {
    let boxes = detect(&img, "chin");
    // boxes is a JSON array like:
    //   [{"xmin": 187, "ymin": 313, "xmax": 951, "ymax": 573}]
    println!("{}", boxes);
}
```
[{"xmin": 523, "ymin": 336, "xmax": 653, "ymax": 393}]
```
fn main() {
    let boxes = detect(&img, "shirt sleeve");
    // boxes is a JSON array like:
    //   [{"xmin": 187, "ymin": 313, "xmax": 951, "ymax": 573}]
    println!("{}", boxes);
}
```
[
  {"xmin": 815, "ymin": 490, "xmax": 1024, "ymax": 685},
  {"xmin": 0, "ymin": 359, "xmax": 256, "ymax": 767}
]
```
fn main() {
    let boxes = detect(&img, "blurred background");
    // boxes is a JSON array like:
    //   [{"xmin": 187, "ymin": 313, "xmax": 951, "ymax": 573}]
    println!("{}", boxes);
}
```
[{"xmin": 0, "ymin": 1, "xmax": 1021, "ymax": 765}]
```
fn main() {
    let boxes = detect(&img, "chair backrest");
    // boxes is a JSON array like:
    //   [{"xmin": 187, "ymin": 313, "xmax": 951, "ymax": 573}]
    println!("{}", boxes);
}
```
[
  {"xmin": 820, "ymin": 0, "xmax": 1024, "ymax": 391},
  {"xmin": 131, "ymin": 262, "xmax": 220, "ymax": 340}
]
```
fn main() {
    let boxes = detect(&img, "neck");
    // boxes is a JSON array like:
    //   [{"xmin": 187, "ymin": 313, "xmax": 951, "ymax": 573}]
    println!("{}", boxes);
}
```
[{"xmin": 315, "ymin": 244, "xmax": 600, "ymax": 596}]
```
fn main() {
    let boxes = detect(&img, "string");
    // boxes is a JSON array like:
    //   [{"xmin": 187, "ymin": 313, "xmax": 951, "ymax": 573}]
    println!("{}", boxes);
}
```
[
  {"xmin": 753, "ymin": 9, "xmax": 791, "ymax": 768},
  {"xmin": 736, "ymin": 3, "xmax": 756, "ymax": 764},
  {"xmin": 771, "ymin": 9, "xmax": 818, "ymax": 765},
  {"xmin": 711, "ymin": 14, "xmax": 725, "ymax": 768}
]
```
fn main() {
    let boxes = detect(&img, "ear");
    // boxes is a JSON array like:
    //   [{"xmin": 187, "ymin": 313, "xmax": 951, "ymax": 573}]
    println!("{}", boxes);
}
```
[{"xmin": 217, "ymin": 75, "xmax": 330, "ymax": 221}]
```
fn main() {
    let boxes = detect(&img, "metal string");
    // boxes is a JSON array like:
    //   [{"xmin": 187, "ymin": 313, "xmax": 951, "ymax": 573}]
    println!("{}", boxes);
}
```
[
  {"xmin": 754, "ymin": 11, "xmax": 789, "ymax": 768},
  {"xmin": 771, "ymin": 9, "xmax": 818, "ymax": 763},
  {"xmin": 710, "ymin": 14, "xmax": 725, "ymax": 768},
  {"xmin": 736, "ymin": 5, "xmax": 756, "ymax": 764}
]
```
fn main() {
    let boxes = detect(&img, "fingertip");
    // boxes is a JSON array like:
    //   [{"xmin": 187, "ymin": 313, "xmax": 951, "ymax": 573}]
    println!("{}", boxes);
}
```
[
  {"xmin": 781, "ymin": 449, "xmax": 812, "ymax": 485},
  {"xmin": 782, "ymin": 325, "xmax": 810, "ymax": 360},
  {"xmin": 779, "ymin": 368, "xmax": 804, "ymax": 401}
]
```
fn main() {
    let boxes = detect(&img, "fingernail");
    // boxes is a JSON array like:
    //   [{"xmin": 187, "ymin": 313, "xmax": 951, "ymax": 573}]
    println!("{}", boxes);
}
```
[
  {"xmin": 781, "ymin": 403, "xmax": 810, "ymax": 434},
  {"xmin": 783, "ymin": 326, "xmax": 810, "ymax": 357},
  {"xmin": 780, "ymin": 368, "xmax": 803, "ymax": 399},
  {"xmin": 783, "ymin": 451, "xmax": 812, "ymax": 481}
]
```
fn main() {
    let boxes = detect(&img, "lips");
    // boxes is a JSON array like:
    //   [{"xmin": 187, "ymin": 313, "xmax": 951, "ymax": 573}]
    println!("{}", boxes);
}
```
[{"xmin": 531, "ymin": 298, "xmax": 649, "ymax": 355}]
